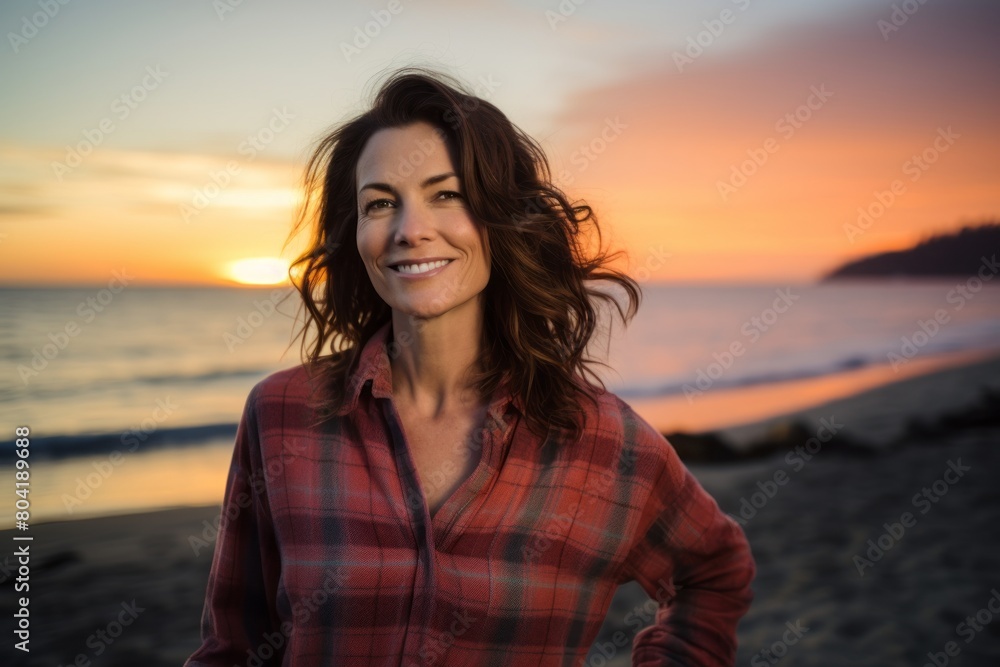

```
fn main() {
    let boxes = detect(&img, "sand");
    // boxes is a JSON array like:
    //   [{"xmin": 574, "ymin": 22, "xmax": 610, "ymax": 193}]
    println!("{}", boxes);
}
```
[{"xmin": 3, "ymin": 354, "xmax": 999, "ymax": 666}]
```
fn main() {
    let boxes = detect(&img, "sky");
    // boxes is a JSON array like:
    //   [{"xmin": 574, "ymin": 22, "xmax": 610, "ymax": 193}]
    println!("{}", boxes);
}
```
[{"xmin": 1, "ymin": 0, "xmax": 998, "ymax": 286}]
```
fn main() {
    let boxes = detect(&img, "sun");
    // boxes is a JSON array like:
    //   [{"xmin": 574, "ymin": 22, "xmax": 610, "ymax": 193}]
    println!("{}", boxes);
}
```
[{"xmin": 225, "ymin": 257, "xmax": 291, "ymax": 286}]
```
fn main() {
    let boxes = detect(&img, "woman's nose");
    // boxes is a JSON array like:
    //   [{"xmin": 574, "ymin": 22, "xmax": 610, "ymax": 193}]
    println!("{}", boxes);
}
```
[{"xmin": 393, "ymin": 199, "xmax": 434, "ymax": 245}]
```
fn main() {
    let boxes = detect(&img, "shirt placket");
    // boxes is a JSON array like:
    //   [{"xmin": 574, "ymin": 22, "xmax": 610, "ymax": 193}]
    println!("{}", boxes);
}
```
[
  {"xmin": 378, "ymin": 396, "xmax": 513, "ymax": 664},
  {"xmin": 378, "ymin": 396, "xmax": 437, "ymax": 665}
]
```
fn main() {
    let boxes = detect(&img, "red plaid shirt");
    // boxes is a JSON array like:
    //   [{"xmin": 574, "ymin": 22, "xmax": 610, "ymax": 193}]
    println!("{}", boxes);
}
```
[{"xmin": 185, "ymin": 321, "xmax": 755, "ymax": 666}]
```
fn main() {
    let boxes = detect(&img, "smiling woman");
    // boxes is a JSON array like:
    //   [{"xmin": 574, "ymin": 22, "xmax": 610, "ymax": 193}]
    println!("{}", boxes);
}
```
[{"xmin": 185, "ymin": 66, "xmax": 755, "ymax": 667}]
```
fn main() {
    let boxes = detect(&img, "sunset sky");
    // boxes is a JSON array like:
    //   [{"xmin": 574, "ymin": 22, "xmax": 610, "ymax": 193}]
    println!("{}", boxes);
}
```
[{"xmin": 1, "ymin": 0, "xmax": 997, "ymax": 286}]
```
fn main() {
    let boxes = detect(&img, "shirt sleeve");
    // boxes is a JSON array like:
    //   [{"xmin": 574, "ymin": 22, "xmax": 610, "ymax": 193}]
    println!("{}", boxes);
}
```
[
  {"xmin": 618, "ymin": 409, "xmax": 756, "ymax": 666},
  {"xmin": 185, "ymin": 383, "xmax": 284, "ymax": 667}
]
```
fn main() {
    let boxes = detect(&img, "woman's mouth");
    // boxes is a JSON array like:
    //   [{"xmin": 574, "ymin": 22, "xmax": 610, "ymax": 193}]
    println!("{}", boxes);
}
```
[{"xmin": 390, "ymin": 259, "xmax": 453, "ymax": 276}]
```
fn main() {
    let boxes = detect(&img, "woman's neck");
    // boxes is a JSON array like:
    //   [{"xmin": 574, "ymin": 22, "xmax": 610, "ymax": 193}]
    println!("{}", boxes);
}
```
[{"xmin": 388, "ymin": 306, "xmax": 485, "ymax": 418}]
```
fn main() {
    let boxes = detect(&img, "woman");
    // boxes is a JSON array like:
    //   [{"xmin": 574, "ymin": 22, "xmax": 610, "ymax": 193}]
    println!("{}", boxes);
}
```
[{"xmin": 185, "ymin": 67, "xmax": 755, "ymax": 666}]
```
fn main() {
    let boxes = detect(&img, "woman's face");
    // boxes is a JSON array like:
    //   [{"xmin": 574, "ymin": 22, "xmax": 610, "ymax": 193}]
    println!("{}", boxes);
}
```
[{"xmin": 355, "ymin": 121, "xmax": 490, "ymax": 323}]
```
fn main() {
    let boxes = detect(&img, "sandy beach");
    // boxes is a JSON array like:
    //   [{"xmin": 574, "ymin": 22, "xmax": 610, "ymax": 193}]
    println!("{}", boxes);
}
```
[{"xmin": 3, "ymin": 353, "xmax": 999, "ymax": 666}]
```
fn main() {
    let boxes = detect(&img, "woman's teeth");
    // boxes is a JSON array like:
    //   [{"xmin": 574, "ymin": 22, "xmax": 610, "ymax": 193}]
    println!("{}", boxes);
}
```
[{"xmin": 394, "ymin": 259, "xmax": 451, "ymax": 275}]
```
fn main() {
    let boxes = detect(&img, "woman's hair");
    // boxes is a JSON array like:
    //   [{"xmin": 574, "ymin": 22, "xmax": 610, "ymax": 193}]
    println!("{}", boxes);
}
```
[{"xmin": 287, "ymin": 66, "xmax": 641, "ymax": 445}]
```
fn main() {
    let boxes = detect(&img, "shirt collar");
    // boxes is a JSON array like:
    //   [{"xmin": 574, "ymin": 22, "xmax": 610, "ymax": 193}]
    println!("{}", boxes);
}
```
[{"xmin": 334, "ymin": 320, "xmax": 524, "ymax": 422}]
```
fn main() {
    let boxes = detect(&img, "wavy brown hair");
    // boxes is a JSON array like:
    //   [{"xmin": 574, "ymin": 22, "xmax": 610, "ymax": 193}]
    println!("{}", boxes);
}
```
[{"xmin": 286, "ymin": 66, "xmax": 641, "ymax": 445}]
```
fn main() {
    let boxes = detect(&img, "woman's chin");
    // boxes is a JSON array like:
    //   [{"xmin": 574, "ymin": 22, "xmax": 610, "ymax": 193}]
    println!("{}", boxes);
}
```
[
  {"xmin": 391, "ymin": 304, "xmax": 448, "ymax": 322},
  {"xmin": 391, "ymin": 300, "xmax": 482, "ymax": 326}
]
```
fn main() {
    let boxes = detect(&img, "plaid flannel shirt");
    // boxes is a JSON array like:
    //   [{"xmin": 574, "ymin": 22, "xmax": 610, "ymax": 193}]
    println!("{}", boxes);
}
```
[{"xmin": 185, "ymin": 320, "xmax": 755, "ymax": 666}]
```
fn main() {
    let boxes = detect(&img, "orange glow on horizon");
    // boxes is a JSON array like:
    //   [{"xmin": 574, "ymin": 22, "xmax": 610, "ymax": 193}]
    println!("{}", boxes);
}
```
[{"xmin": 224, "ymin": 257, "xmax": 292, "ymax": 286}]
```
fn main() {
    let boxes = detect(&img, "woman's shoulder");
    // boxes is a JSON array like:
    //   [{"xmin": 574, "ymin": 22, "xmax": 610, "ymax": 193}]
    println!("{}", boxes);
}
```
[
  {"xmin": 585, "ymin": 386, "xmax": 684, "ymax": 474},
  {"xmin": 594, "ymin": 391, "xmax": 686, "ymax": 500},
  {"xmin": 232, "ymin": 364, "xmax": 342, "ymax": 449},
  {"xmin": 241, "ymin": 363, "xmax": 325, "ymax": 416},
  {"xmin": 252, "ymin": 363, "xmax": 315, "ymax": 396}
]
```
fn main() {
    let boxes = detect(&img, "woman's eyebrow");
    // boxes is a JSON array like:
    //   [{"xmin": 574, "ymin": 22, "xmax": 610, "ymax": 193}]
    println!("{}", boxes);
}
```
[
  {"xmin": 358, "ymin": 172, "xmax": 458, "ymax": 195},
  {"xmin": 419, "ymin": 172, "xmax": 458, "ymax": 188}
]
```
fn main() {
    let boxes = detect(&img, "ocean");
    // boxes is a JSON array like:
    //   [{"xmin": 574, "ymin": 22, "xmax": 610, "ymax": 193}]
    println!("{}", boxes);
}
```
[{"xmin": 2, "ymin": 281, "xmax": 999, "ymax": 525}]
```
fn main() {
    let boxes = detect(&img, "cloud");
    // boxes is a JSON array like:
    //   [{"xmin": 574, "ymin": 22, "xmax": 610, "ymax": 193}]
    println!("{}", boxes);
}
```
[
  {"xmin": 554, "ymin": 0, "xmax": 1000, "ymax": 144},
  {"xmin": 535, "ymin": 0, "xmax": 1000, "ymax": 279}
]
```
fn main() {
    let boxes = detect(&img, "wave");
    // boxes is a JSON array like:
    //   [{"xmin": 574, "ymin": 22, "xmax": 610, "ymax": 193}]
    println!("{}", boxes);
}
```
[
  {"xmin": 0, "ymin": 422, "xmax": 239, "ymax": 463},
  {"xmin": 3, "ymin": 366, "xmax": 279, "ymax": 401},
  {"xmin": 126, "ymin": 367, "xmax": 277, "ymax": 387},
  {"xmin": 614, "ymin": 338, "xmax": 997, "ymax": 400}
]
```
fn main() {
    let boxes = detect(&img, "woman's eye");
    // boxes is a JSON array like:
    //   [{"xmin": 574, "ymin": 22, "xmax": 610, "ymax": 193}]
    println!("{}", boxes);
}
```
[
  {"xmin": 363, "ymin": 198, "xmax": 394, "ymax": 213},
  {"xmin": 438, "ymin": 190, "xmax": 463, "ymax": 201}
]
